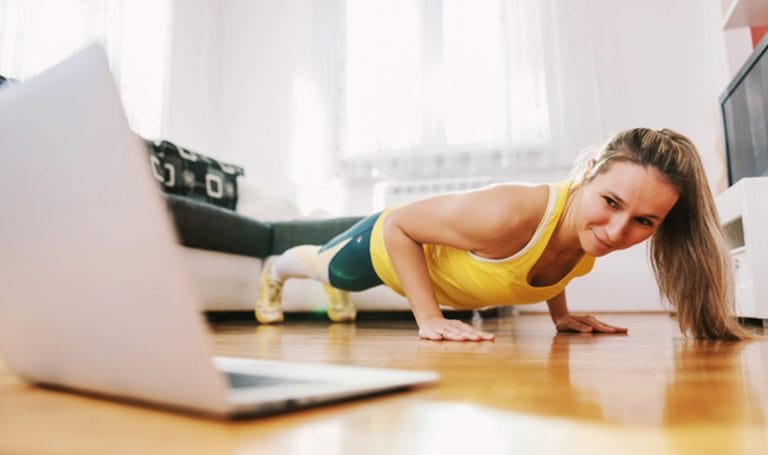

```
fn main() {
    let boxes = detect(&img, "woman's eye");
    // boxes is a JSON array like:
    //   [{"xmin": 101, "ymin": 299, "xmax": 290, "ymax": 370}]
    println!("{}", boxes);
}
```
[
  {"xmin": 636, "ymin": 218, "xmax": 653, "ymax": 227},
  {"xmin": 603, "ymin": 196, "xmax": 618, "ymax": 208}
]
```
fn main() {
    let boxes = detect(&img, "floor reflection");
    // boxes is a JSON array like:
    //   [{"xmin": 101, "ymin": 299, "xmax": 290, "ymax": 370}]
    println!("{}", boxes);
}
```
[
  {"xmin": 663, "ymin": 340, "xmax": 765, "ymax": 425},
  {"xmin": 411, "ymin": 323, "xmax": 768, "ymax": 430},
  {"xmin": 239, "ymin": 316, "xmax": 768, "ymax": 429}
]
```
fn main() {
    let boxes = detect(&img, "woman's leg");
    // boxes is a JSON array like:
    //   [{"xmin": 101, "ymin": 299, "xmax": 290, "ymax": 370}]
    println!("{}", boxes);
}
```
[
  {"xmin": 271, "ymin": 245, "xmax": 331, "ymax": 284},
  {"xmin": 254, "ymin": 213, "xmax": 383, "ymax": 323},
  {"xmin": 254, "ymin": 245, "xmax": 330, "ymax": 324}
]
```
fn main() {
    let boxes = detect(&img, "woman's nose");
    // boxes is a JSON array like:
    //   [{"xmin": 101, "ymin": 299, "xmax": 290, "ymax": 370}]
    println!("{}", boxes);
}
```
[{"xmin": 605, "ymin": 216, "xmax": 628, "ymax": 244}]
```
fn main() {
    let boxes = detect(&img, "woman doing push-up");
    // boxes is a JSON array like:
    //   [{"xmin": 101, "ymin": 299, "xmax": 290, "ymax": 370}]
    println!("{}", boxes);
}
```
[{"xmin": 255, "ymin": 128, "xmax": 750, "ymax": 341}]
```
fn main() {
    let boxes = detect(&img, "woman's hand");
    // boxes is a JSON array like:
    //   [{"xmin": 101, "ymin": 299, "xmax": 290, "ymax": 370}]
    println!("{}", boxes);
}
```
[
  {"xmin": 418, "ymin": 317, "xmax": 495, "ymax": 341},
  {"xmin": 555, "ymin": 314, "xmax": 628, "ymax": 334}
]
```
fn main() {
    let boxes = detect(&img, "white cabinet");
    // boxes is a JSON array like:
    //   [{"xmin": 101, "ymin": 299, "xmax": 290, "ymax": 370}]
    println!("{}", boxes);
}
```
[{"xmin": 715, "ymin": 177, "xmax": 768, "ymax": 324}]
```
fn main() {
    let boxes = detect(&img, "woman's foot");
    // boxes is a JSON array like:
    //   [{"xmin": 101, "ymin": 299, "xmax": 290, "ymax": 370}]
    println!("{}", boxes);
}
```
[
  {"xmin": 254, "ymin": 264, "xmax": 284, "ymax": 323},
  {"xmin": 323, "ymin": 285, "xmax": 357, "ymax": 322}
]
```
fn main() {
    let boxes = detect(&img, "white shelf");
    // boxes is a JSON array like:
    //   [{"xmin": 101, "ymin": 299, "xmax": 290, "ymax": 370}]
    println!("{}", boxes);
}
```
[
  {"xmin": 723, "ymin": 0, "xmax": 768, "ymax": 29},
  {"xmin": 715, "ymin": 177, "xmax": 768, "ymax": 321}
]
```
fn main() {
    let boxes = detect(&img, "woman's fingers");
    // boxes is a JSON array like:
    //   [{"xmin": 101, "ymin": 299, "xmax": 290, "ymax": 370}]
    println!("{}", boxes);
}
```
[
  {"xmin": 421, "ymin": 320, "xmax": 495, "ymax": 342},
  {"xmin": 439, "ymin": 328, "xmax": 468, "ymax": 340},
  {"xmin": 419, "ymin": 327, "xmax": 447, "ymax": 341},
  {"xmin": 565, "ymin": 315, "xmax": 628, "ymax": 334},
  {"xmin": 558, "ymin": 317, "xmax": 592, "ymax": 332},
  {"xmin": 570, "ymin": 319, "xmax": 594, "ymax": 332},
  {"xmin": 446, "ymin": 321, "xmax": 495, "ymax": 341},
  {"xmin": 582, "ymin": 315, "xmax": 629, "ymax": 333},
  {"xmin": 599, "ymin": 320, "xmax": 628, "ymax": 333},
  {"xmin": 556, "ymin": 315, "xmax": 629, "ymax": 335}
]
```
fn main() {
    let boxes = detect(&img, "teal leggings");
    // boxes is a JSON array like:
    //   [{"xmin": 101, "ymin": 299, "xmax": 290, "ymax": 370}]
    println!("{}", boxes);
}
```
[{"xmin": 319, "ymin": 212, "xmax": 384, "ymax": 292}]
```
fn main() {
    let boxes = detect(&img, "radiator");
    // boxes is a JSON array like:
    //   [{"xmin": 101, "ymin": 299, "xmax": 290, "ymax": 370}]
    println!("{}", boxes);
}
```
[{"xmin": 374, "ymin": 176, "xmax": 493, "ymax": 207}]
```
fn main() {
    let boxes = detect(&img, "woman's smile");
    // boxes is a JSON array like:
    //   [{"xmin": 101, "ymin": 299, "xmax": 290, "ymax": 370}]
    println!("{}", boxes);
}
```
[{"xmin": 590, "ymin": 228, "xmax": 615, "ymax": 252}]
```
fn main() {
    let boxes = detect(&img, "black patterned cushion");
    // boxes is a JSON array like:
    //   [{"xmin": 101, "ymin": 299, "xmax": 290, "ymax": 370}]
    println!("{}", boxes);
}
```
[{"xmin": 147, "ymin": 140, "xmax": 245, "ymax": 210}]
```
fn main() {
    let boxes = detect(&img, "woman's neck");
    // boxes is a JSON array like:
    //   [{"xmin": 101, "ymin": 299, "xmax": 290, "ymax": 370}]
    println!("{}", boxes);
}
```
[{"xmin": 549, "ymin": 185, "xmax": 584, "ymax": 256}]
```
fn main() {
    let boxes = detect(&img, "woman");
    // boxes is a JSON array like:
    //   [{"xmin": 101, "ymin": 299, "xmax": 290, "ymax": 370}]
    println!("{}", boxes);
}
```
[{"xmin": 256, "ymin": 128, "xmax": 750, "ymax": 341}]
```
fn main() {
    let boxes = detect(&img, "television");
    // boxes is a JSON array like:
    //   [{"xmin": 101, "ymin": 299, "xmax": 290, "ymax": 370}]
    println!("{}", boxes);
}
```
[{"xmin": 720, "ymin": 33, "xmax": 768, "ymax": 186}]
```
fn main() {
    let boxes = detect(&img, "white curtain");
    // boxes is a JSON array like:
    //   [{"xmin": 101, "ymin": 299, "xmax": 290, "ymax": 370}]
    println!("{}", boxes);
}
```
[
  {"xmin": 0, "ymin": 0, "xmax": 171, "ymax": 139},
  {"xmin": 339, "ymin": 0, "xmax": 603, "ymax": 183}
]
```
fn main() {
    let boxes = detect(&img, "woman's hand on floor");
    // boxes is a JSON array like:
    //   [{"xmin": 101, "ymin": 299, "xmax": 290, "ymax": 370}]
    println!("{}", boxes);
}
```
[
  {"xmin": 418, "ymin": 317, "xmax": 495, "ymax": 341},
  {"xmin": 555, "ymin": 314, "xmax": 628, "ymax": 334}
]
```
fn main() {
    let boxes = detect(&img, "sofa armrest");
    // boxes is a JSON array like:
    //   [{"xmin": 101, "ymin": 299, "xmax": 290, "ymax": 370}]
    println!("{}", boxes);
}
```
[
  {"xmin": 165, "ymin": 194, "xmax": 272, "ymax": 258},
  {"xmin": 269, "ymin": 217, "xmax": 363, "ymax": 255}
]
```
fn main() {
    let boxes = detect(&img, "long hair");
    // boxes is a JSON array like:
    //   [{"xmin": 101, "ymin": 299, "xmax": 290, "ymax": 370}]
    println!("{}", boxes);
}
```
[{"xmin": 573, "ymin": 128, "xmax": 751, "ymax": 340}]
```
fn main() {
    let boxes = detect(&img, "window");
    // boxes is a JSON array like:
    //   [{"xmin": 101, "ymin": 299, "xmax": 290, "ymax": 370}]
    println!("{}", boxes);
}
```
[
  {"xmin": 0, "ymin": 0, "xmax": 170, "ymax": 138},
  {"xmin": 341, "ymin": 0, "xmax": 551, "ymax": 178}
]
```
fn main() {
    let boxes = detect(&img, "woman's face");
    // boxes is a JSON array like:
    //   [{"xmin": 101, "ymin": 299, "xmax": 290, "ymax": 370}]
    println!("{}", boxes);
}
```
[{"xmin": 575, "ymin": 161, "xmax": 680, "ymax": 257}]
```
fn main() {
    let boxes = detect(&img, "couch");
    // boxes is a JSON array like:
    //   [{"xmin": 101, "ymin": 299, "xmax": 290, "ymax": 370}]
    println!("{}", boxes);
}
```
[{"xmin": 151, "ymin": 140, "xmax": 411, "ymax": 315}]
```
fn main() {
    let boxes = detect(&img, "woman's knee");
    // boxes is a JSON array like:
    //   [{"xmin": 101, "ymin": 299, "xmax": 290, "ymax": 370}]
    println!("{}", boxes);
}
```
[{"xmin": 272, "ymin": 245, "xmax": 329, "ymax": 283}]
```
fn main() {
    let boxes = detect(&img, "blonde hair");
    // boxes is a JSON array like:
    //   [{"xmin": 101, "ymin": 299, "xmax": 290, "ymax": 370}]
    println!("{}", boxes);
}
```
[{"xmin": 573, "ymin": 128, "xmax": 751, "ymax": 340}]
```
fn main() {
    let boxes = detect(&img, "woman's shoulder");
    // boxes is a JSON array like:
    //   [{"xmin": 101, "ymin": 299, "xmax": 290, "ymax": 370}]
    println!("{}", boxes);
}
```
[
  {"xmin": 487, "ymin": 181, "xmax": 551, "ymax": 198},
  {"xmin": 383, "ymin": 181, "xmax": 555, "ymax": 256},
  {"xmin": 442, "ymin": 182, "xmax": 551, "ymax": 258},
  {"xmin": 469, "ymin": 182, "xmax": 552, "ymax": 240},
  {"xmin": 481, "ymin": 182, "xmax": 551, "ymax": 215},
  {"xmin": 385, "ymin": 181, "xmax": 553, "ymax": 235}
]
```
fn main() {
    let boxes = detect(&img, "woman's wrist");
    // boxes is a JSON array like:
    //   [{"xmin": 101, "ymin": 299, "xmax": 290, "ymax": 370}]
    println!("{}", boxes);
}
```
[
  {"xmin": 411, "ymin": 302, "xmax": 444, "ymax": 326},
  {"xmin": 414, "ymin": 311, "xmax": 444, "ymax": 327}
]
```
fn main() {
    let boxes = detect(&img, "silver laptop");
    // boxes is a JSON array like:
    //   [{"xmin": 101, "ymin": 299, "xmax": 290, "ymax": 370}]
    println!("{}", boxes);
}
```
[{"xmin": 0, "ymin": 44, "xmax": 438, "ymax": 418}]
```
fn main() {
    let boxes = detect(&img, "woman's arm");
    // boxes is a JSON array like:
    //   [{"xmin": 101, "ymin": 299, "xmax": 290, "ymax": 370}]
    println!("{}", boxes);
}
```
[
  {"xmin": 382, "ymin": 184, "xmax": 545, "ymax": 341},
  {"xmin": 547, "ymin": 290, "xmax": 628, "ymax": 334},
  {"xmin": 384, "ymin": 214, "xmax": 494, "ymax": 341}
]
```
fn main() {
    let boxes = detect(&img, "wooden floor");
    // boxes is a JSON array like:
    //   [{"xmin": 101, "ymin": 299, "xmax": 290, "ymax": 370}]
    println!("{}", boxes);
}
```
[{"xmin": 1, "ymin": 312, "xmax": 767, "ymax": 454}]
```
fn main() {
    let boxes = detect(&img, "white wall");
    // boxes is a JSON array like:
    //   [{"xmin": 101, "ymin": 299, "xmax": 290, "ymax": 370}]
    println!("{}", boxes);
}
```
[
  {"xmin": 165, "ymin": 0, "xmax": 219, "ymax": 154},
  {"xmin": 163, "ymin": 0, "xmax": 755, "ymax": 312},
  {"xmin": 528, "ymin": 0, "xmax": 752, "ymax": 313},
  {"xmin": 216, "ymin": 0, "xmax": 312, "ymax": 202},
  {"xmin": 165, "ymin": 0, "xmax": 323, "ymax": 205},
  {"xmin": 584, "ymin": 0, "xmax": 729, "ymax": 192}
]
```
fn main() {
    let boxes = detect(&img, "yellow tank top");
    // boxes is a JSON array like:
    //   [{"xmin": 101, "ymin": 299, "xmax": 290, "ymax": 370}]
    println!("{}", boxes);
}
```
[{"xmin": 369, "ymin": 181, "xmax": 595, "ymax": 309}]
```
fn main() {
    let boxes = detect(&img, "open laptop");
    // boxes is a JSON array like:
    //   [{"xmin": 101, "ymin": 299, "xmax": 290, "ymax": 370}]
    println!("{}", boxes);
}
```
[{"xmin": 0, "ymin": 44, "xmax": 438, "ymax": 418}]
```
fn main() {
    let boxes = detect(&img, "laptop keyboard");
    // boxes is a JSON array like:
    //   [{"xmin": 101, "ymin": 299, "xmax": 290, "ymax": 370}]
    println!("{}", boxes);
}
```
[{"xmin": 225, "ymin": 371, "xmax": 309, "ymax": 389}]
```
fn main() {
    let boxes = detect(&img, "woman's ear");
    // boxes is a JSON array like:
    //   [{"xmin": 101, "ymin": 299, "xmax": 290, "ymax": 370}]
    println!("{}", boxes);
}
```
[{"xmin": 582, "ymin": 158, "xmax": 596, "ymax": 180}]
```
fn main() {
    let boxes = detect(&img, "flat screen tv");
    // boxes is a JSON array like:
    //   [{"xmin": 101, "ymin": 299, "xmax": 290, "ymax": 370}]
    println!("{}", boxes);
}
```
[{"xmin": 721, "ymin": 33, "xmax": 768, "ymax": 186}]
